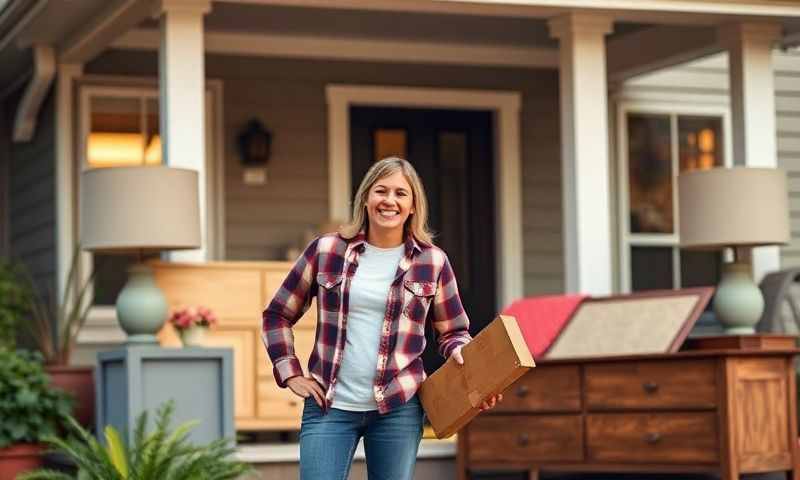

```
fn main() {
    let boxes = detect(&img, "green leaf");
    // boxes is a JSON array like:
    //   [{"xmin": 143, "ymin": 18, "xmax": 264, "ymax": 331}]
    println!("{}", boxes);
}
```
[{"xmin": 105, "ymin": 426, "xmax": 129, "ymax": 478}]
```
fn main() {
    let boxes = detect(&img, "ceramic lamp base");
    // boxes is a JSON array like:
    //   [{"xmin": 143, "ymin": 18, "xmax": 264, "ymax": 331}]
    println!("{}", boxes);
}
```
[
  {"xmin": 712, "ymin": 261, "xmax": 764, "ymax": 335},
  {"xmin": 116, "ymin": 264, "xmax": 167, "ymax": 344}
]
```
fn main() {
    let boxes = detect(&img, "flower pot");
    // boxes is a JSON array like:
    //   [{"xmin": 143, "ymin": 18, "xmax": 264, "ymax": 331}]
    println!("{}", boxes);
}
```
[
  {"xmin": 0, "ymin": 444, "xmax": 45, "ymax": 478},
  {"xmin": 46, "ymin": 365, "xmax": 95, "ymax": 429},
  {"xmin": 179, "ymin": 325, "xmax": 208, "ymax": 347}
]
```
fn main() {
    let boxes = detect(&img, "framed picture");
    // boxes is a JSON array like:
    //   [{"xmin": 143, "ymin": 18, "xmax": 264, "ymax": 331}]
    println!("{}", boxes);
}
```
[{"xmin": 542, "ymin": 287, "xmax": 714, "ymax": 360}]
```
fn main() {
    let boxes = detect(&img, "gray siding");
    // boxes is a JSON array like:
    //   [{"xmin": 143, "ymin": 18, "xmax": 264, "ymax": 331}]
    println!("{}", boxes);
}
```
[
  {"xmin": 616, "ymin": 50, "xmax": 800, "ymax": 272},
  {"xmin": 0, "ymin": 103, "xmax": 9, "ymax": 258},
  {"xmin": 86, "ymin": 51, "xmax": 565, "ymax": 296},
  {"xmin": 4, "ymin": 86, "xmax": 57, "ymax": 297}
]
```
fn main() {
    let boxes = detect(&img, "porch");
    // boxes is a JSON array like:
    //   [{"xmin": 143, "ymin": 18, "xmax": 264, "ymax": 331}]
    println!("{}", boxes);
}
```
[{"xmin": 3, "ymin": 0, "xmax": 800, "ymax": 478}]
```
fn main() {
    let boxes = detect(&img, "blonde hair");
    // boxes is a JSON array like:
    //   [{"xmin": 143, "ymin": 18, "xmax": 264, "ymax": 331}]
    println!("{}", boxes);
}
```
[{"xmin": 340, "ymin": 157, "xmax": 434, "ymax": 245}]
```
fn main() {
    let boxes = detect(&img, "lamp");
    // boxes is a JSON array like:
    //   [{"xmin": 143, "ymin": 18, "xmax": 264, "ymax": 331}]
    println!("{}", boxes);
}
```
[
  {"xmin": 80, "ymin": 166, "xmax": 200, "ymax": 343},
  {"xmin": 678, "ymin": 167, "xmax": 790, "ymax": 334}
]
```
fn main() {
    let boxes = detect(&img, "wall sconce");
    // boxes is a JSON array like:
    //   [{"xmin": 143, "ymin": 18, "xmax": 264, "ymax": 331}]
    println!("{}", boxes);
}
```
[{"xmin": 237, "ymin": 119, "xmax": 272, "ymax": 185}]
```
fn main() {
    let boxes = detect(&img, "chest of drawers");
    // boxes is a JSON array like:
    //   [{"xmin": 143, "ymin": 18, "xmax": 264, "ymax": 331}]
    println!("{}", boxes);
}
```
[{"xmin": 458, "ymin": 348, "xmax": 800, "ymax": 480}]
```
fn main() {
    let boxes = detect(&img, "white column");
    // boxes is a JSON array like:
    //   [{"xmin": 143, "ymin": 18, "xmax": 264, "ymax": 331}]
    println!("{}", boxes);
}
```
[
  {"xmin": 549, "ymin": 14, "xmax": 614, "ymax": 295},
  {"xmin": 718, "ymin": 23, "xmax": 783, "ymax": 283},
  {"xmin": 154, "ymin": 0, "xmax": 210, "ymax": 261}
]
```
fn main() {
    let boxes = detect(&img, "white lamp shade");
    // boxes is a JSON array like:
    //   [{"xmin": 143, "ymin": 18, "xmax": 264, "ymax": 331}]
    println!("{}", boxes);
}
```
[
  {"xmin": 80, "ymin": 166, "xmax": 201, "ymax": 253},
  {"xmin": 678, "ymin": 166, "xmax": 790, "ymax": 249}
]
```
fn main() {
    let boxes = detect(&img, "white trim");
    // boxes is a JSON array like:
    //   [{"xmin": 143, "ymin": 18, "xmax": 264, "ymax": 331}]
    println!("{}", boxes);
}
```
[
  {"xmin": 55, "ymin": 63, "xmax": 83, "ymax": 302},
  {"xmin": 615, "ymin": 100, "xmax": 733, "ymax": 293},
  {"xmin": 12, "ymin": 45, "xmax": 55, "ymax": 142},
  {"xmin": 0, "ymin": 0, "xmax": 47, "ymax": 52},
  {"xmin": 112, "ymin": 28, "xmax": 559, "ymax": 69},
  {"xmin": 71, "ymin": 77, "xmax": 225, "ymax": 345},
  {"xmin": 58, "ymin": 0, "xmax": 145, "ymax": 63},
  {"xmin": 218, "ymin": 0, "xmax": 800, "ymax": 18},
  {"xmin": 325, "ymin": 84, "xmax": 523, "ymax": 310}
]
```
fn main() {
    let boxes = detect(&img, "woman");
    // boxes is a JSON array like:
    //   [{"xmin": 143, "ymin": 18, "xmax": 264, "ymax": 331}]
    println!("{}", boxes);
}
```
[{"xmin": 262, "ymin": 157, "xmax": 501, "ymax": 480}]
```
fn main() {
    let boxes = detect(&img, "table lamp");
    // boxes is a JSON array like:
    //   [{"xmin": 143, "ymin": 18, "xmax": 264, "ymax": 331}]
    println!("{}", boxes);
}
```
[
  {"xmin": 678, "ymin": 166, "xmax": 790, "ymax": 334},
  {"xmin": 80, "ymin": 166, "xmax": 201, "ymax": 343}
]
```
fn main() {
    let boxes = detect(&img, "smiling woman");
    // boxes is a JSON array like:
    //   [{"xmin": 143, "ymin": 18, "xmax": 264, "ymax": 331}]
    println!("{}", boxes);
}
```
[{"xmin": 261, "ymin": 157, "xmax": 501, "ymax": 480}]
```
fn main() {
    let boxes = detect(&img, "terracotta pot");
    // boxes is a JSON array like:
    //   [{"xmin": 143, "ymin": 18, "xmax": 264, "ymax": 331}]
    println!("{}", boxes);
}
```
[
  {"xmin": 46, "ymin": 365, "xmax": 95, "ymax": 429},
  {"xmin": 0, "ymin": 444, "xmax": 45, "ymax": 478}
]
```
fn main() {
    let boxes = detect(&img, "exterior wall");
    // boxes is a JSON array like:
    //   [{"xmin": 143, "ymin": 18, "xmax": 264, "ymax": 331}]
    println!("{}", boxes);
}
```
[
  {"xmin": 3, "ymin": 86, "xmax": 57, "ymax": 297},
  {"xmin": 613, "ymin": 49, "xmax": 800, "ymax": 273},
  {"xmin": 0, "ymin": 102, "xmax": 9, "ymax": 258},
  {"xmin": 85, "ymin": 50, "xmax": 565, "ymax": 296}
]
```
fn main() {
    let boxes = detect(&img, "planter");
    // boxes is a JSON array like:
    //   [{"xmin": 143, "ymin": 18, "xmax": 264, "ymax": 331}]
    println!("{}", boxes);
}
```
[
  {"xmin": 46, "ymin": 365, "xmax": 95, "ymax": 429},
  {"xmin": 179, "ymin": 325, "xmax": 208, "ymax": 347},
  {"xmin": 0, "ymin": 444, "xmax": 45, "ymax": 478}
]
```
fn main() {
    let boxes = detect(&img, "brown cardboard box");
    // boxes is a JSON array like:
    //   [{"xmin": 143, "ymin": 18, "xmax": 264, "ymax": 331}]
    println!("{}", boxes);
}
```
[{"xmin": 418, "ymin": 315, "xmax": 535, "ymax": 439}]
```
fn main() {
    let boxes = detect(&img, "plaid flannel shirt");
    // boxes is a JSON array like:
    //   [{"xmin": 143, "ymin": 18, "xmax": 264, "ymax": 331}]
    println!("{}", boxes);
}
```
[{"xmin": 261, "ymin": 231, "xmax": 472, "ymax": 414}]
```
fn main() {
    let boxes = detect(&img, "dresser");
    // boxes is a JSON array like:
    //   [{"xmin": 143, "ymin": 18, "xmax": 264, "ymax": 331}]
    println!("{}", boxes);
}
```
[
  {"xmin": 151, "ymin": 260, "xmax": 316, "ymax": 431},
  {"xmin": 458, "ymin": 339, "xmax": 800, "ymax": 480}
]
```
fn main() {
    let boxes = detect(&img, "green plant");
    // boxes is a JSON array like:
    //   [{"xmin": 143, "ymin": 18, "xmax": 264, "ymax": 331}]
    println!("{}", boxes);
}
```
[
  {"xmin": 23, "ymin": 245, "xmax": 97, "ymax": 365},
  {"xmin": 20, "ymin": 400, "xmax": 255, "ymax": 480},
  {"xmin": 0, "ymin": 259, "xmax": 33, "ymax": 349},
  {"xmin": 0, "ymin": 348, "xmax": 73, "ymax": 449}
]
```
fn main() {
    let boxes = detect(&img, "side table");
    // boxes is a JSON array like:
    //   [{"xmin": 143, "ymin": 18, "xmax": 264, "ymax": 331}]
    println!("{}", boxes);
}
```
[{"xmin": 96, "ymin": 346, "xmax": 235, "ymax": 445}]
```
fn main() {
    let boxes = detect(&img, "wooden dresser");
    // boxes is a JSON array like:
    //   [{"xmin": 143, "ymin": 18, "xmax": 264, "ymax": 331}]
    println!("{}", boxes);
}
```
[
  {"xmin": 151, "ymin": 260, "xmax": 316, "ymax": 431},
  {"xmin": 459, "ymin": 341, "xmax": 800, "ymax": 480}
]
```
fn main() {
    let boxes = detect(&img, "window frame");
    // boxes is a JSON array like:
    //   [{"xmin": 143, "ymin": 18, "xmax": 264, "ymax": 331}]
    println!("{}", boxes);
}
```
[
  {"xmin": 76, "ymin": 78, "xmax": 224, "ymax": 342},
  {"xmin": 616, "ymin": 100, "xmax": 733, "ymax": 293}
]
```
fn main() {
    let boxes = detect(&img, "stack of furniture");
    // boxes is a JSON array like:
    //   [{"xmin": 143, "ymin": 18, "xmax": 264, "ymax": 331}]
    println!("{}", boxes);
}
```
[{"xmin": 458, "ymin": 335, "xmax": 800, "ymax": 480}]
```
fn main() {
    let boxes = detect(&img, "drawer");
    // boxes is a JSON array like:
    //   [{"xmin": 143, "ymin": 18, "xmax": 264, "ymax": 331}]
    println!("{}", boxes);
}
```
[
  {"xmin": 257, "ymin": 377, "xmax": 304, "ymax": 427},
  {"xmin": 467, "ymin": 415, "xmax": 583, "ymax": 463},
  {"xmin": 586, "ymin": 412, "xmax": 719, "ymax": 464},
  {"xmin": 585, "ymin": 360, "xmax": 717, "ymax": 410},
  {"xmin": 493, "ymin": 365, "xmax": 581, "ymax": 413}
]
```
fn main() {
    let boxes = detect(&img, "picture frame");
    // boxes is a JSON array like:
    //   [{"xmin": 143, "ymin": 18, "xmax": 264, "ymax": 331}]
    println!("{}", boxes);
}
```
[{"xmin": 542, "ymin": 287, "xmax": 714, "ymax": 360}]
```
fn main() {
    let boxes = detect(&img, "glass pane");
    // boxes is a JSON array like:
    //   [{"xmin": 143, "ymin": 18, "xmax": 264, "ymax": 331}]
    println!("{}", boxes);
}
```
[
  {"xmin": 87, "ymin": 97, "xmax": 144, "ymax": 168},
  {"xmin": 678, "ymin": 116, "xmax": 723, "ymax": 173},
  {"xmin": 631, "ymin": 246, "xmax": 673, "ymax": 291},
  {"xmin": 144, "ymin": 98, "xmax": 162, "ymax": 165},
  {"xmin": 374, "ymin": 129, "xmax": 407, "ymax": 161},
  {"xmin": 627, "ymin": 114, "xmax": 673, "ymax": 234},
  {"xmin": 438, "ymin": 131, "xmax": 469, "ymax": 287},
  {"xmin": 680, "ymin": 249, "xmax": 721, "ymax": 288}
]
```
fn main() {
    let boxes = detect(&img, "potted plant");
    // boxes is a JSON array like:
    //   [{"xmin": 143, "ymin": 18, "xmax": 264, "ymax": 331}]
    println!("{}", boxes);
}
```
[
  {"xmin": 22, "ymin": 246, "xmax": 97, "ymax": 428},
  {"xmin": 0, "ymin": 258, "xmax": 32, "ymax": 349},
  {"xmin": 168, "ymin": 306, "xmax": 217, "ymax": 347},
  {"xmin": 0, "ymin": 348, "xmax": 72, "ymax": 479},
  {"xmin": 19, "ymin": 400, "xmax": 254, "ymax": 480}
]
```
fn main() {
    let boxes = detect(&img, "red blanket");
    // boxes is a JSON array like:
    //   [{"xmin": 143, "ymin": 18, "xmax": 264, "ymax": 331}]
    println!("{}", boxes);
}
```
[{"xmin": 501, "ymin": 295, "xmax": 587, "ymax": 359}]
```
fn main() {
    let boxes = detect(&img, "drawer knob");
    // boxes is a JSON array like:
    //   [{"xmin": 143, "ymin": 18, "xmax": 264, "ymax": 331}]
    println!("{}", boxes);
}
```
[
  {"xmin": 644, "ymin": 432, "xmax": 662, "ymax": 444},
  {"xmin": 642, "ymin": 381, "xmax": 659, "ymax": 394},
  {"xmin": 516, "ymin": 385, "xmax": 530, "ymax": 397},
  {"xmin": 517, "ymin": 433, "xmax": 530, "ymax": 447}
]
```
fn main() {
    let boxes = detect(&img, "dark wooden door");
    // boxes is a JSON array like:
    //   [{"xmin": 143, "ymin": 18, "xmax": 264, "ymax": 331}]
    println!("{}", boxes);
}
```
[{"xmin": 350, "ymin": 106, "xmax": 496, "ymax": 373}]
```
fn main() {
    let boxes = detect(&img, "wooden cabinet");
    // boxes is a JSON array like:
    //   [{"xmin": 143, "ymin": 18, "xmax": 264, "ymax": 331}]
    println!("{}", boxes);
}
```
[
  {"xmin": 459, "ymin": 348, "xmax": 800, "ymax": 480},
  {"xmin": 152, "ymin": 260, "xmax": 315, "ymax": 431}
]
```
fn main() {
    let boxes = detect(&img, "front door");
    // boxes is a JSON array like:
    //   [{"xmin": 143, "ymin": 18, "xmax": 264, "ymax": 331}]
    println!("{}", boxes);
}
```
[{"xmin": 350, "ymin": 106, "xmax": 496, "ymax": 372}]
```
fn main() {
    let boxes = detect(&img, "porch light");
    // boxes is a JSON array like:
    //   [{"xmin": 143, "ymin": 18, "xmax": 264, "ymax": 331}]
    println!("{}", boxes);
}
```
[
  {"xmin": 678, "ymin": 167, "xmax": 790, "ymax": 334},
  {"xmin": 80, "ymin": 166, "xmax": 200, "ymax": 343}
]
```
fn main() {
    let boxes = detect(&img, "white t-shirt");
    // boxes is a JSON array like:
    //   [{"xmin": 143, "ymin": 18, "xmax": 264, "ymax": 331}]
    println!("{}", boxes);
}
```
[{"xmin": 331, "ymin": 242, "xmax": 405, "ymax": 411}]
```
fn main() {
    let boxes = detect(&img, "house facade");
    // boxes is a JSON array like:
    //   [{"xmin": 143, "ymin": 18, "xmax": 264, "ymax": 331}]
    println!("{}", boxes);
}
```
[{"xmin": 2, "ymin": 0, "xmax": 800, "ymax": 475}]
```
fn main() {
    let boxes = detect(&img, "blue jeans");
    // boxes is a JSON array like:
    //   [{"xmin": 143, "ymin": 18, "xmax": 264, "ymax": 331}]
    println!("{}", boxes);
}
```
[{"xmin": 299, "ymin": 395, "xmax": 425, "ymax": 480}]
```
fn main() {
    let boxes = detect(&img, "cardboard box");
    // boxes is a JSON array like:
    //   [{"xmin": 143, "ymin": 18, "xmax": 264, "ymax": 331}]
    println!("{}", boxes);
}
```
[{"xmin": 418, "ymin": 315, "xmax": 535, "ymax": 439}]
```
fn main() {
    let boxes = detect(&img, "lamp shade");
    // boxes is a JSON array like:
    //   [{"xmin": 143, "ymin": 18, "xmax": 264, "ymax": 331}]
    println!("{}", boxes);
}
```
[
  {"xmin": 678, "ymin": 166, "xmax": 790, "ymax": 249},
  {"xmin": 80, "ymin": 166, "xmax": 201, "ymax": 252}
]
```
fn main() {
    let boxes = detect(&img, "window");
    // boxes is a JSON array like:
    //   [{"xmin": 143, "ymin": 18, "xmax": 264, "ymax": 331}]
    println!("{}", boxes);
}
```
[{"xmin": 619, "ymin": 107, "xmax": 729, "ymax": 292}]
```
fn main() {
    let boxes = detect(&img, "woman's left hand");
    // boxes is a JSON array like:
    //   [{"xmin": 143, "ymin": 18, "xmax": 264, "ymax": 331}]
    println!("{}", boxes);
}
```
[{"xmin": 449, "ymin": 345, "xmax": 504, "ymax": 412}]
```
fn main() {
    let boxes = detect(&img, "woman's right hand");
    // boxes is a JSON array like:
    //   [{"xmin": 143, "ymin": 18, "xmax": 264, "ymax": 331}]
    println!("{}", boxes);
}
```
[{"xmin": 286, "ymin": 376, "xmax": 326, "ymax": 408}]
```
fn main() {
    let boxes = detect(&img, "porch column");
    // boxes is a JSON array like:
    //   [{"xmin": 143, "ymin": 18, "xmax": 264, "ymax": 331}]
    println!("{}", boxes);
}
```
[
  {"xmin": 718, "ymin": 23, "xmax": 783, "ymax": 283},
  {"xmin": 154, "ymin": 0, "xmax": 210, "ymax": 261},
  {"xmin": 548, "ymin": 14, "xmax": 614, "ymax": 295}
]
